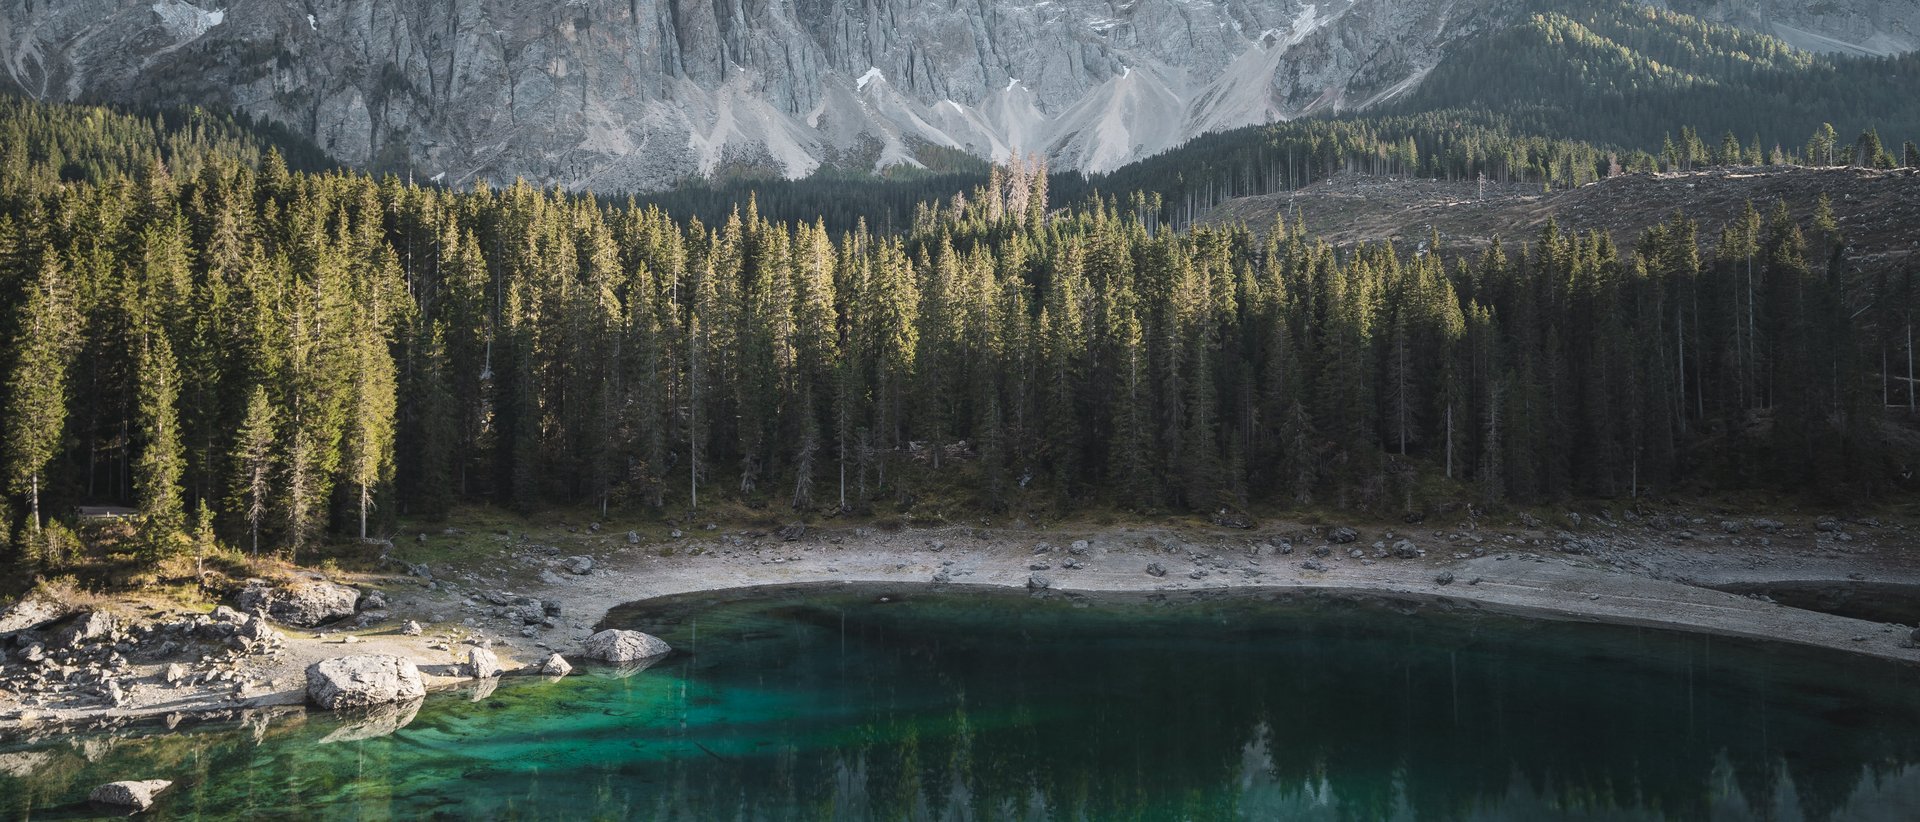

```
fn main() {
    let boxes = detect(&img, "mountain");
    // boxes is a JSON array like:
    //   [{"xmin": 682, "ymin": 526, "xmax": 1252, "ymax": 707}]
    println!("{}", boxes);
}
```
[{"xmin": 1, "ymin": 0, "xmax": 1913, "ymax": 190}]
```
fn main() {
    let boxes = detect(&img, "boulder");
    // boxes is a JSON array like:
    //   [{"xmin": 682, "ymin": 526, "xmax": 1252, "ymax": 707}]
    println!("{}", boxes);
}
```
[
  {"xmin": 401, "ymin": 620, "xmax": 423, "ymax": 636},
  {"xmin": 626, "ymin": 530, "xmax": 642, "ymax": 545},
  {"xmin": 0, "ymin": 590, "xmax": 71, "ymax": 635},
  {"xmin": 1027, "ymin": 574, "xmax": 1052, "ymax": 591},
  {"xmin": 237, "ymin": 579, "xmax": 360, "ymax": 627},
  {"xmin": 777, "ymin": 522, "xmax": 807, "ymax": 541},
  {"xmin": 562, "ymin": 556, "xmax": 595, "ymax": 575},
  {"xmin": 89, "ymin": 780, "xmax": 172, "ymax": 811},
  {"xmin": 580, "ymin": 629, "xmax": 672, "ymax": 663},
  {"xmin": 210, "ymin": 605, "xmax": 250, "ymax": 625},
  {"xmin": 51, "ymin": 611, "xmax": 116, "ymax": 650},
  {"xmin": 465, "ymin": 646, "xmax": 502, "ymax": 679},
  {"xmin": 1145, "ymin": 562, "xmax": 1167, "ymax": 578},
  {"xmin": 540, "ymin": 653, "xmax": 573, "ymax": 676},
  {"xmin": 304, "ymin": 655, "xmax": 427, "ymax": 710},
  {"xmin": 1391, "ymin": 540, "xmax": 1420, "ymax": 559},
  {"xmin": 1435, "ymin": 571, "xmax": 1456, "ymax": 586},
  {"xmin": 163, "ymin": 663, "xmax": 188, "ymax": 686}
]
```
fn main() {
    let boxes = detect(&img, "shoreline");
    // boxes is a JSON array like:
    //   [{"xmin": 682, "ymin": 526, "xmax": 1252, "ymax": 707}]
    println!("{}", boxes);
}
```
[{"xmin": 4, "ymin": 517, "xmax": 1918, "ymax": 734}]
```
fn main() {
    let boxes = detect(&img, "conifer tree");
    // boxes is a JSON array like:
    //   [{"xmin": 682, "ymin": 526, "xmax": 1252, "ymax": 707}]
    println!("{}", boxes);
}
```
[{"xmin": 4, "ymin": 253, "xmax": 74, "ymax": 541}]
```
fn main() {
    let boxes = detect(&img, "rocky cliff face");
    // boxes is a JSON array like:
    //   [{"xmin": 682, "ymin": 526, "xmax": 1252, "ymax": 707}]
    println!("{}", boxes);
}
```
[{"xmin": 0, "ymin": 0, "xmax": 1910, "ymax": 190}]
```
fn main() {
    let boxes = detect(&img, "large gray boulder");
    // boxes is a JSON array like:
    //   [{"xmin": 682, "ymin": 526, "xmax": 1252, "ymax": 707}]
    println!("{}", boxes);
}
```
[
  {"xmin": 89, "ymin": 780, "xmax": 172, "ymax": 811},
  {"xmin": 305, "ymin": 655, "xmax": 426, "ymax": 710},
  {"xmin": 464, "ymin": 646, "xmax": 502, "ymax": 679},
  {"xmin": 51, "ymin": 611, "xmax": 116, "ymax": 649},
  {"xmin": 237, "ymin": 579, "xmax": 360, "ymax": 627},
  {"xmin": 0, "ymin": 591, "xmax": 71, "ymax": 635},
  {"xmin": 580, "ymin": 629, "xmax": 672, "ymax": 663}
]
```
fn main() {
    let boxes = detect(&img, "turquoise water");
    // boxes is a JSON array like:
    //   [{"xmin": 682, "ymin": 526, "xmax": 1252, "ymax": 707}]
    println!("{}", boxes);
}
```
[{"xmin": 3, "ymin": 584, "xmax": 1919, "ymax": 821}]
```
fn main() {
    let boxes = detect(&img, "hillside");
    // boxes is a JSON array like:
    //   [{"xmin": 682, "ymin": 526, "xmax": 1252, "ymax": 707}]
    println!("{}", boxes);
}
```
[{"xmin": 1202, "ymin": 166, "xmax": 1920, "ymax": 271}]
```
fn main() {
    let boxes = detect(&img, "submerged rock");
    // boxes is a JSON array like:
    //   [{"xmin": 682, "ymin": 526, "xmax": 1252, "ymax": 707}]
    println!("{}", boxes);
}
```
[
  {"xmin": 90, "ymin": 780, "xmax": 172, "ymax": 811},
  {"xmin": 305, "ymin": 655, "xmax": 427, "ymax": 710},
  {"xmin": 580, "ymin": 629, "xmax": 672, "ymax": 663}
]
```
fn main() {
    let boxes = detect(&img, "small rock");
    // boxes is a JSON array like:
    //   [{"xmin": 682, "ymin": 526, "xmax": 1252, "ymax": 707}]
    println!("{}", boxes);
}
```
[
  {"xmin": 465, "ymin": 646, "xmax": 502, "ymax": 679},
  {"xmin": 1300, "ymin": 560, "xmax": 1328, "ymax": 572},
  {"xmin": 1145, "ymin": 563, "xmax": 1167, "ymax": 578},
  {"xmin": 626, "ymin": 531, "xmax": 641, "ymax": 545},
  {"xmin": 163, "ymin": 663, "xmax": 187, "ymax": 686},
  {"xmin": 1391, "ymin": 540, "xmax": 1419, "ymax": 559},
  {"xmin": 777, "ymin": 522, "xmax": 807, "ymax": 541},
  {"xmin": 1069, "ymin": 540, "xmax": 1090, "ymax": 555},
  {"xmin": 1327, "ymin": 527, "xmax": 1357, "ymax": 544},
  {"xmin": 89, "ymin": 780, "xmax": 172, "ymax": 811},
  {"xmin": 540, "ymin": 654, "xmax": 572, "ymax": 677},
  {"xmin": 1029, "ymin": 563, "xmax": 1051, "ymax": 571},
  {"xmin": 563, "ymin": 556, "xmax": 595, "ymax": 575},
  {"xmin": 1027, "ymin": 574, "xmax": 1052, "ymax": 591},
  {"xmin": 1311, "ymin": 546, "xmax": 1331, "ymax": 558},
  {"xmin": 402, "ymin": 620, "xmax": 423, "ymax": 636},
  {"xmin": 1435, "ymin": 572, "xmax": 1455, "ymax": 586}
]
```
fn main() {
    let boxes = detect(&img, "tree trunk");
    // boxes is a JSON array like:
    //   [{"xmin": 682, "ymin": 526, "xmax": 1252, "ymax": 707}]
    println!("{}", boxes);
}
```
[
  {"xmin": 359, "ymin": 483, "xmax": 369, "ymax": 540},
  {"xmin": 29, "ymin": 472, "xmax": 41, "ymax": 536}
]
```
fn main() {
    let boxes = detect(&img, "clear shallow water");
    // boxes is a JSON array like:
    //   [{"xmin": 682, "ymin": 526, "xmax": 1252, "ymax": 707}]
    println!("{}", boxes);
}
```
[{"xmin": 3, "ymin": 585, "xmax": 1919, "ymax": 821}]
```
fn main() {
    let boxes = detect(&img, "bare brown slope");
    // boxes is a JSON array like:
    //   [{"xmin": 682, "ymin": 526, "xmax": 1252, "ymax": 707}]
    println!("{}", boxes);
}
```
[{"xmin": 1202, "ymin": 166, "xmax": 1920, "ymax": 269}]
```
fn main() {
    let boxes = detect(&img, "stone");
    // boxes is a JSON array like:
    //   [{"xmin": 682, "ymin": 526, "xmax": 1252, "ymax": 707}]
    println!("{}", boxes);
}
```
[
  {"xmin": 580, "ymin": 629, "xmax": 672, "ymax": 663},
  {"xmin": 1391, "ymin": 540, "xmax": 1420, "ymax": 559},
  {"xmin": 1816, "ymin": 518, "xmax": 1842, "ymax": 532},
  {"xmin": 777, "ymin": 522, "xmax": 807, "ymax": 541},
  {"xmin": 1311, "ymin": 546, "xmax": 1331, "ymax": 558},
  {"xmin": 51, "ymin": 611, "xmax": 116, "ymax": 650},
  {"xmin": 627, "ymin": 530, "xmax": 641, "ymax": 545},
  {"xmin": 465, "ymin": 646, "xmax": 502, "ymax": 678},
  {"xmin": 0, "ymin": 590, "xmax": 71, "ymax": 635},
  {"xmin": 1435, "ymin": 571, "xmax": 1456, "ymax": 586},
  {"xmin": 1029, "ymin": 563, "xmax": 1051, "ymax": 571},
  {"xmin": 360, "ymin": 590, "xmax": 390, "ymax": 611},
  {"xmin": 210, "ymin": 605, "xmax": 250, "ymax": 625},
  {"xmin": 1027, "ymin": 574, "xmax": 1052, "ymax": 590},
  {"xmin": 163, "ymin": 663, "xmax": 188, "ymax": 685},
  {"xmin": 1300, "ymin": 560, "xmax": 1328, "ymax": 572},
  {"xmin": 304, "ymin": 655, "xmax": 427, "ymax": 710},
  {"xmin": 563, "ymin": 556, "xmax": 595, "ymax": 575},
  {"xmin": 1069, "ymin": 540, "xmax": 1090, "ymax": 554},
  {"xmin": 1327, "ymin": 527, "xmax": 1358, "ymax": 544},
  {"xmin": 1145, "ymin": 562, "xmax": 1167, "ymax": 577},
  {"xmin": 89, "ymin": 780, "xmax": 172, "ymax": 811},
  {"xmin": 540, "ymin": 653, "xmax": 573, "ymax": 676},
  {"xmin": 237, "ymin": 579, "xmax": 360, "ymax": 627}
]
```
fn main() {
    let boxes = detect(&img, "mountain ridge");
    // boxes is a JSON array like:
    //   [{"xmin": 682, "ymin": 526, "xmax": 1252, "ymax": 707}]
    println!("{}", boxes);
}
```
[{"xmin": 2, "ymin": 0, "xmax": 1913, "ymax": 190}]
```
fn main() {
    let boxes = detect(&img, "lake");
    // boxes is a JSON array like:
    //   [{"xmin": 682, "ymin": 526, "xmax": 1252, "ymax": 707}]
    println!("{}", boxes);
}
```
[{"xmin": 3, "ymin": 584, "xmax": 1918, "ymax": 820}]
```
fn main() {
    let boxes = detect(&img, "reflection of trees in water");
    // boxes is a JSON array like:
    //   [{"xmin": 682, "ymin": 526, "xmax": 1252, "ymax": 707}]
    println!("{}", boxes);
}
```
[{"xmin": 5, "ymin": 591, "xmax": 1920, "ymax": 820}]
